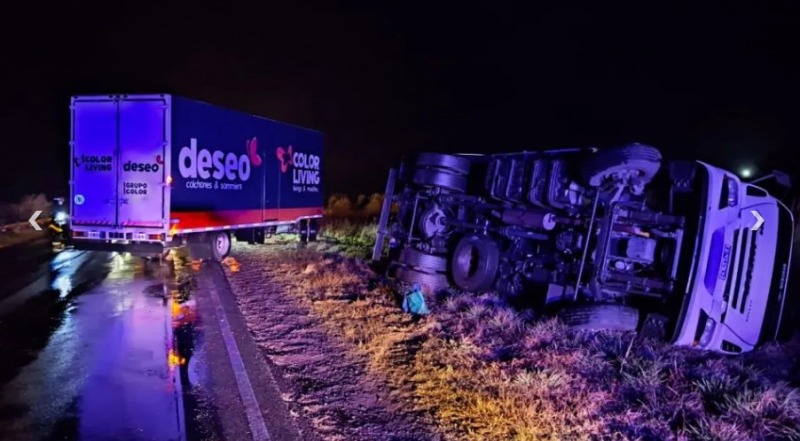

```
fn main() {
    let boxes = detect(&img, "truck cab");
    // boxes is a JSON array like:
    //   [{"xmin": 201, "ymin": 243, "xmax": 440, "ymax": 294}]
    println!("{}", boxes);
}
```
[{"xmin": 672, "ymin": 163, "xmax": 793, "ymax": 353}]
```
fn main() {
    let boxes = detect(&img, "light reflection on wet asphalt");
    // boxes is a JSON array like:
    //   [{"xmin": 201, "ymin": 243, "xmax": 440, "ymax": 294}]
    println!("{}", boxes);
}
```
[{"xmin": 0, "ymin": 247, "xmax": 187, "ymax": 441}]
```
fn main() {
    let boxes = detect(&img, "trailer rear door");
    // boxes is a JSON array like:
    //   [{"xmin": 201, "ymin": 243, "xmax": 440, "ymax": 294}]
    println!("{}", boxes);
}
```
[{"xmin": 71, "ymin": 95, "xmax": 169, "ymax": 229}]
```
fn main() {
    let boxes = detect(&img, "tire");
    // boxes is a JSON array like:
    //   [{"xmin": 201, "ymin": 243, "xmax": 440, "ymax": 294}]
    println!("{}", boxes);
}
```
[
  {"xmin": 559, "ymin": 304, "xmax": 640, "ymax": 332},
  {"xmin": 396, "ymin": 266, "xmax": 450, "ymax": 292},
  {"xmin": 308, "ymin": 219, "xmax": 319, "ymax": 242},
  {"xmin": 298, "ymin": 219, "xmax": 319, "ymax": 243},
  {"xmin": 583, "ymin": 143, "xmax": 662, "ymax": 188},
  {"xmin": 412, "ymin": 168, "xmax": 467, "ymax": 193},
  {"xmin": 398, "ymin": 247, "xmax": 448, "ymax": 273},
  {"xmin": 451, "ymin": 234, "xmax": 500, "ymax": 291},
  {"xmin": 415, "ymin": 152, "xmax": 471, "ymax": 175},
  {"xmin": 210, "ymin": 231, "xmax": 231, "ymax": 262}
]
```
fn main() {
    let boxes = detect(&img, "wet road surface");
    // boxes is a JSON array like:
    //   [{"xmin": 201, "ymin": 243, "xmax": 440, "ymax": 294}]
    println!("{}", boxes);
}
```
[
  {"xmin": 0, "ymin": 241, "xmax": 309, "ymax": 441},
  {"xmin": 0, "ymin": 245, "xmax": 186, "ymax": 441}
]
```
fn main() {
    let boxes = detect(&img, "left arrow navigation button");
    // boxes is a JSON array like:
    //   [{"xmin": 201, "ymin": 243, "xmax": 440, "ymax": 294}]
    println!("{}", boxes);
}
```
[{"xmin": 29, "ymin": 210, "xmax": 42, "ymax": 231}]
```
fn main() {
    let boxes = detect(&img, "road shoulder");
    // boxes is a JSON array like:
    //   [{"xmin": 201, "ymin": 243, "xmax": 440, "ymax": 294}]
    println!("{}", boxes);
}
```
[{"xmin": 187, "ymin": 259, "xmax": 313, "ymax": 441}]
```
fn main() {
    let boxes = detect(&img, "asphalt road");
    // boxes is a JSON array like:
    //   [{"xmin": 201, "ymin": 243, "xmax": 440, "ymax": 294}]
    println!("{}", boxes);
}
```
[
  {"xmin": 0, "ymin": 241, "xmax": 307, "ymax": 441},
  {"xmin": 0, "ymin": 245, "xmax": 185, "ymax": 441}
]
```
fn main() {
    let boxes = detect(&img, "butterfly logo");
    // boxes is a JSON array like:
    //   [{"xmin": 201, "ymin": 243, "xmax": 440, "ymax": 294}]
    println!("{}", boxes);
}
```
[
  {"xmin": 247, "ymin": 137, "xmax": 262, "ymax": 166},
  {"xmin": 276, "ymin": 145, "xmax": 293, "ymax": 173}
]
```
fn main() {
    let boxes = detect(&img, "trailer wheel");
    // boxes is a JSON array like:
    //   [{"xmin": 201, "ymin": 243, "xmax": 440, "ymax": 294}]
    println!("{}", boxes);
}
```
[
  {"xmin": 398, "ymin": 247, "xmax": 448, "ymax": 273},
  {"xmin": 451, "ymin": 234, "xmax": 500, "ymax": 292},
  {"xmin": 308, "ymin": 219, "xmax": 319, "ymax": 242},
  {"xmin": 414, "ymin": 152, "xmax": 471, "ymax": 176},
  {"xmin": 298, "ymin": 219, "xmax": 319, "ymax": 243},
  {"xmin": 559, "ymin": 304, "xmax": 640, "ymax": 332},
  {"xmin": 211, "ymin": 231, "xmax": 231, "ymax": 261},
  {"xmin": 583, "ymin": 143, "xmax": 662, "ymax": 188},
  {"xmin": 396, "ymin": 266, "xmax": 450, "ymax": 293},
  {"xmin": 412, "ymin": 168, "xmax": 467, "ymax": 193}
]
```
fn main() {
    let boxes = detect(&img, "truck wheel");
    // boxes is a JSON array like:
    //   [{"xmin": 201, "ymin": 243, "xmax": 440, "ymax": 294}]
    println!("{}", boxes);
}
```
[
  {"xmin": 583, "ymin": 143, "xmax": 661, "ymax": 188},
  {"xmin": 308, "ymin": 219, "xmax": 319, "ymax": 242},
  {"xmin": 412, "ymin": 168, "xmax": 467, "ymax": 193},
  {"xmin": 398, "ymin": 247, "xmax": 448, "ymax": 273},
  {"xmin": 559, "ymin": 304, "xmax": 640, "ymax": 332},
  {"xmin": 451, "ymin": 235, "xmax": 500, "ymax": 292},
  {"xmin": 211, "ymin": 231, "xmax": 231, "ymax": 262},
  {"xmin": 414, "ymin": 153, "xmax": 471, "ymax": 176},
  {"xmin": 639, "ymin": 313, "xmax": 669, "ymax": 341},
  {"xmin": 396, "ymin": 266, "xmax": 450, "ymax": 292},
  {"xmin": 298, "ymin": 220, "xmax": 308, "ymax": 243}
]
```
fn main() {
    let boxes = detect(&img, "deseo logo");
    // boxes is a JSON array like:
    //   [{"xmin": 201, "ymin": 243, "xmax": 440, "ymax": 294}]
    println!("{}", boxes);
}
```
[
  {"xmin": 123, "ymin": 154, "xmax": 164, "ymax": 173},
  {"xmin": 179, "ymin": 138, "xmax": 261, "ymax": 181}
]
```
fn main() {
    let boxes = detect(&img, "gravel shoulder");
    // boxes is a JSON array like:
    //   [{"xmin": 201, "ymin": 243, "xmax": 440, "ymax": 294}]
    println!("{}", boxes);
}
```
[{"xmin": 222, "ymin": 241, "xmax": 440, "ymax": 441}]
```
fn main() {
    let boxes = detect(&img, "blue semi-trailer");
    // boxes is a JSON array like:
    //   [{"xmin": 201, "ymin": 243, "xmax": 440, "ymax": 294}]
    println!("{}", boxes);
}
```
[{"xmin": 68, "ymin": 94, "xmax": 324, "ymax": 261}]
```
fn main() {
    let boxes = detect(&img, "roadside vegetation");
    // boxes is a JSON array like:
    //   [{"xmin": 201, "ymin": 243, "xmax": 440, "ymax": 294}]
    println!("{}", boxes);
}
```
[
  {"xmin": 224, "ymin": 194, "xmax": 800, "ymax": 440},
  {"xmin": 0, "ymin": 194, "xmax": 52, "ymax": 248}
]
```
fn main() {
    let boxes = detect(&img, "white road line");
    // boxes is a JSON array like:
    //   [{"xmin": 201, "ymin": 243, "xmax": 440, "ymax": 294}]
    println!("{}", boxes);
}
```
[{"xmin": 208, "ymin": 286, "xmax": 271, "ymax": 441}]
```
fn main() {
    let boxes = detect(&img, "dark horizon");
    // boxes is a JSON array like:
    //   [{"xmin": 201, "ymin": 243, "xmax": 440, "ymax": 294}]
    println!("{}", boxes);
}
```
[{"xmin": 1, "ymin": 3, "xmax": 799, "ymax": 202}]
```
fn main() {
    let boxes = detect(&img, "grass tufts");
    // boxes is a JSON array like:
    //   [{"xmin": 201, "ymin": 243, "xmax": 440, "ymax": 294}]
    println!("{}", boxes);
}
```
[{"xmin": 224, "ymin": 219, "xmax": 800, "ymax": 441}]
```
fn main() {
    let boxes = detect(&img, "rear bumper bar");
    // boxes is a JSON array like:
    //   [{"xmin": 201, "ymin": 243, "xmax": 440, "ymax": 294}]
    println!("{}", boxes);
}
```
[{"xmin": 69, "ymin": 239, "xmax": 167, "ymax": 254}]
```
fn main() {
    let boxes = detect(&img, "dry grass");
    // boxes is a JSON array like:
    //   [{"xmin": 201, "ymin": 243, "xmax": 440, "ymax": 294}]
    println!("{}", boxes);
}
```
[{"xmin": 224, "ymin": 221, "xmax": 800, "ymax": 441}]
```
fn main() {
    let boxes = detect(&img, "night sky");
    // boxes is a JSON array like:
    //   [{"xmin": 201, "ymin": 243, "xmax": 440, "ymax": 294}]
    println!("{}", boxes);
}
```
[{"xmin": 1, "ymin": 2, "xmax": 798, "ymax": 202}]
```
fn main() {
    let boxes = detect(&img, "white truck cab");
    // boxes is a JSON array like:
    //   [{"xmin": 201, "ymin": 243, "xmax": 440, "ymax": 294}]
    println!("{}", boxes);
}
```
[{"xmin": 672, "ymin": 162, "xmax": 794, "ymax": 353}]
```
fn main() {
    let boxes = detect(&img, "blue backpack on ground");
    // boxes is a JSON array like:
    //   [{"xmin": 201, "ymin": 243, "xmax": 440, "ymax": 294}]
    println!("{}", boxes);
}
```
[{"xmin": 402, "ymin": 284, "xmax": 430, "ymax": 315}]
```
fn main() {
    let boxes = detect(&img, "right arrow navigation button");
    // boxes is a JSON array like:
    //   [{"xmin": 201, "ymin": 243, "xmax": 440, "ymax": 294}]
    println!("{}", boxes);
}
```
[{"xmin": 750, "ymin": 210, "xmax": 764, "ymax": 231}]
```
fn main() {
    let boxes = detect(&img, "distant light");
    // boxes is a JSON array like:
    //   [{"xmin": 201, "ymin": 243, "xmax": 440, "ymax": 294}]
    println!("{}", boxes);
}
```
[{"xmin": 739, "ymin": 167, "xmax": 753, "ymax": 179}]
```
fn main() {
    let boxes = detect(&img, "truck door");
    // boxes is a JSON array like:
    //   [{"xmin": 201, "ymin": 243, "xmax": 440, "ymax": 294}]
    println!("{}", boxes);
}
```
[
  {"xmin": 71, "ymin": 98, "xmax": 118, "ymax": 227},
  {"xmin": 70, "ymin": 96, "xmax": 168, "ymax": 229},
  {"xmin": 117, "ymin": 98, "xmax": 168, "ymax": 229}
]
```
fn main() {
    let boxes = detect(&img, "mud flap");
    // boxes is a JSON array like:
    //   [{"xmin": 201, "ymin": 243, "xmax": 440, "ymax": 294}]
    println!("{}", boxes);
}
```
[{"xmin": 187, "ymin": 233, "xmax": 212, "ymax": 260}]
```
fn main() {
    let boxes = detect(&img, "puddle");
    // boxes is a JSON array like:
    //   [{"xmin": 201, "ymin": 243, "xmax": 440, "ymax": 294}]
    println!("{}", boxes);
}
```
[{"xmin": 143, "ymin": 283, "xmax": 168, "ymax": 299}]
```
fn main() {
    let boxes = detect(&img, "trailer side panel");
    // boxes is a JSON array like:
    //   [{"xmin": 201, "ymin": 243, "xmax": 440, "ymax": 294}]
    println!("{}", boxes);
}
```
[{"xmin": 169, "ymin": 97, "xmax": 323, "ymax": 232}]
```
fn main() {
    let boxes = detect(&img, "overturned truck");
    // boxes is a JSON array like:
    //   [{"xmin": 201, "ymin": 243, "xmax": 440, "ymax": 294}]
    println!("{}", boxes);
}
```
[{"xmin": 373, "ymin": 144, "xmax": 795, "ymax": 354}]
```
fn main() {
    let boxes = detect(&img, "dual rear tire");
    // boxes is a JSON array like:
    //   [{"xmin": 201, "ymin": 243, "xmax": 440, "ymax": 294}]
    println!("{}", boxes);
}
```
[
  {"xmin": 394, "ymin": 248, "xmax": 450, "ymax": 292},
  {"xmin": 393, "ymin": 234, "xmax": 502, "ymax": 294},
  {"xmin": 410, "ymin": 152, "xmax": 471, "ymax": 193},
  {"xmin": 298, "ymin": 219, "xmax": 319, "ymax": 243}
]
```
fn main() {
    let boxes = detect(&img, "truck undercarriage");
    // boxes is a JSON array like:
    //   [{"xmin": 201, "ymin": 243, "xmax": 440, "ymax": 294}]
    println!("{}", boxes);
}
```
[{"xmin": 373, "ymin": 144, "xmax": 711, "ymax": 336}]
